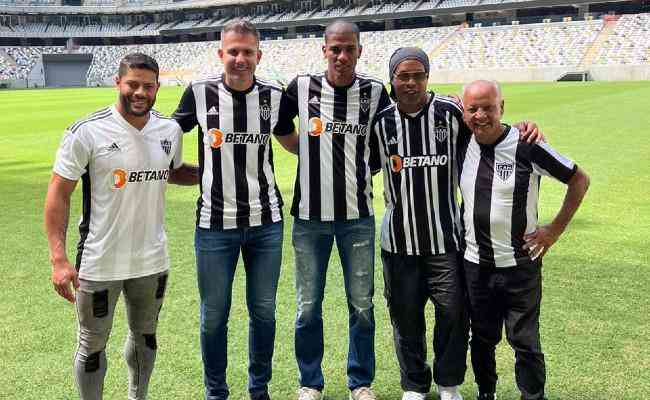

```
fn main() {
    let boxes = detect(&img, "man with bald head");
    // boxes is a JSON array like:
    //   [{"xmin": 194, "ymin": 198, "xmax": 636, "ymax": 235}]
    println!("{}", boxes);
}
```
[
  {"xmin": 458, "ymin": 80, "xmax": 590, "ymax": 400},
  {"xmin": 282, "ymin": 19, "xmax": 391, "ymax": 400}
]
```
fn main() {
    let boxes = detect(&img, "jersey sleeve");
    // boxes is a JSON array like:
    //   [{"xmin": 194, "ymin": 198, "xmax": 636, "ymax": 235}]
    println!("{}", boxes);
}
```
[
  {"xmin": 369, "ymin": 119, "xmax": 383, "ymax": 175},
  {"xmin": 53, "ymin": 128, "xmax": 91, "ymax": 181},
  {"xmin": 530, "ymin": 141, "xmax": 577, "ymax": 183},
  {"xmin": 273, "ymin": 88, "xmax": 297, "ymax": 136},
  {"xmin": 172, "ymin": 83, "xmax": 198, "ymax": 133},
  {"xmin": 170, "ymin": 124, "xmax": 184, "ymax": 170}
]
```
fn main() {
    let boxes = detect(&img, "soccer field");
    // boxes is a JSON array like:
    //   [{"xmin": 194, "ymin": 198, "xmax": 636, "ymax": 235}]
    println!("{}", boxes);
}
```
[{"xmin": 1, "ymin": 81, "xmax": 649, "ymax": 400}]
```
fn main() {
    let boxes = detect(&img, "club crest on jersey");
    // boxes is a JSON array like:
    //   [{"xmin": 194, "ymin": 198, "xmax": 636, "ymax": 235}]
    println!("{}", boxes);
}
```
[
  {"xmin": 435, "ymin": 124, "xmax": 448, "ymax": 142},
  {"xmin": 260, "ymin": 102, "xmax": 271, "ymax": 121},
  {"xmin": 495, "ymin": 162, "xmax": 514, "ymax": 182},
  {"xmin": 360, "ymin": 94, "xmax": 370, "ymax": 113},
  {"xmin": 160, "ymin": 139, "xmax": 171, "ymax": 155}
]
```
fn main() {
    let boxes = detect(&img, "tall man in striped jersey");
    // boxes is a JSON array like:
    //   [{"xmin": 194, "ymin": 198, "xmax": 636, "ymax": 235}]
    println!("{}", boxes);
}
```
[
  {"xmin": 370, "ymin": 48, "xmax": 542, "ymax": 400},
  {"xmin": 458, "ymin": 80, "xmax": 589, "ymax": 400},
  {"xmin": 282, "ymin": 20, "xmax": 391, "ymax": 400},
  {"xmin": 45, "ymin": 53, "xmax": 198, "ymax": 400},
  {"xmin": 172, "ymin": 20, "xmax": 298, "ymax": 400}
]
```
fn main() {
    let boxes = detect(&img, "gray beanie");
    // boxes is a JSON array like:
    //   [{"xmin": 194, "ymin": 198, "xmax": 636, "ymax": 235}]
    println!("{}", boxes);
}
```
[{"xmin": 388, "ymin": 47, "xmax": 430, "ymax": 81}]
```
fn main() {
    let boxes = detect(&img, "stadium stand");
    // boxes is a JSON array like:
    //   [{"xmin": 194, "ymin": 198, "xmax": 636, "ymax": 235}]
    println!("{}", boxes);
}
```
[
  {"xmin": 431, "ymin": 20, "xmax": 604, "ymax": 70},
  {"xmin": 593, "ymin": 13, "xmax": 650, "ymax": 65},
  {"xmin": 1, "ymin": 0, "xmax": 650, "ymax": 85}
]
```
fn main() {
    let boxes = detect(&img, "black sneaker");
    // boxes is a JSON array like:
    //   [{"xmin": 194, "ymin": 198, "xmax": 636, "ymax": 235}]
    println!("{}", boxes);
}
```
[
  {"xmin": 476, "ymin": 394, "xmax": 496, "ymax": 400},
  {"xmin": 250, "ymin": 391, "xmax": 271, "ymax": 400}
]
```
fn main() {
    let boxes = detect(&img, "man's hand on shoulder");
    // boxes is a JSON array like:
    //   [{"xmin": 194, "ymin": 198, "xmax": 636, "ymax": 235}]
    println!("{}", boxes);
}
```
[{"xmin": 514, "ymin": 120, "xmax": 546, "ymax": 144}]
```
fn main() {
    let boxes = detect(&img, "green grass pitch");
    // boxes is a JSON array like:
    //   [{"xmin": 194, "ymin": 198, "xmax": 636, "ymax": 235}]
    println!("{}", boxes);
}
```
[{"xmin": 1, "ymin": 81, "xmax": 649, "ymax": 399}]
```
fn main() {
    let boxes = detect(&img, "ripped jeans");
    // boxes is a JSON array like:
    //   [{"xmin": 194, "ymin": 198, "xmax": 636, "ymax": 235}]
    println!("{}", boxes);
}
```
[{"xmin": 292, "ymin": 216, "xmax": 375, "ymax": 391}]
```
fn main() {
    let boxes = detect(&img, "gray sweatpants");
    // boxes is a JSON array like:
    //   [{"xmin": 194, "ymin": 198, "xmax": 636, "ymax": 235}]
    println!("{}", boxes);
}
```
[{"xmin": 74, "ymin": 271, "xmax": 168, "ymax": 400}]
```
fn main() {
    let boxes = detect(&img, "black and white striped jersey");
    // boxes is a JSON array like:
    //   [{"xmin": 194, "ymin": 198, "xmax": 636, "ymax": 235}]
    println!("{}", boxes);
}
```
[
  {"xmin": 284, "ymin": 72, "xmax": 391, "ymax": 221},
  {"xmin": 173, "ymin": 75, "xmax": 292, "ymax": 230},
  {"xmin": 371, "ymin": 94, "xmax": 470, "ymax": 255},
  {"xmin": 458, "ymin": 125, "xmax": 577, "ymax": 268},
  {"xmin": 53, "ymin": 105, "xmax": 183, "ymax": 281}
]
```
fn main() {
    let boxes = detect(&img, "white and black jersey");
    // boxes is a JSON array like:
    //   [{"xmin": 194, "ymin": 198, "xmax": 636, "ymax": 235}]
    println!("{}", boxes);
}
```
[
  {"xmin": 371, "ymin": 94, "xmax": 470, "ymax": 255},
  {"xmin": 53, "ymin": 106, "xmax": 183, "ymax": 281},
  {"xmin": 173, "ymin": 75, "xmax": 293, "ymax": 230},
  {"xmin": 284, "ymin": 72, "xmax": 391, "ymax": 221},
  {"xmin": 458, "ymin": 125, "xmax": 577, "ymax": 268}
]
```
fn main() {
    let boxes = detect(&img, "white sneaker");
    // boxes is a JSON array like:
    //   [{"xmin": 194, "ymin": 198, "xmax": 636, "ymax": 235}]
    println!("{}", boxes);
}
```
[
  {"xmin": 350, "ymin": 386, "xmax": 377, "ymax": 400},
  {"xmin": 402, "ymin": 391, "xmax": 427, "ymax": 400},
  {"xmin": 297, "ymin": 387, "xmax": 322, "ymax": 400},
  {"xmin": 438, "ymin": 385, "xmax": 463, "ymax": 400}
]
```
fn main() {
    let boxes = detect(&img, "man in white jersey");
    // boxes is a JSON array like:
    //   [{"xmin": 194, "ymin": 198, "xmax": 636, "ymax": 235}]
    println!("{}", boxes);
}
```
[
  {"xmin": 458, "ymin": 80, "xmax": 590, "ymax": 400},
  {"xmin": 45, "ymin": 53, "xmax": 197, "ymax": 400},
  {"xmin": 282, "ymin": 20, "xmax": 391, "ymax": 400},
  {"xmin": 172, "ymin": 20, "xmax": 298, "ymax": 400}
]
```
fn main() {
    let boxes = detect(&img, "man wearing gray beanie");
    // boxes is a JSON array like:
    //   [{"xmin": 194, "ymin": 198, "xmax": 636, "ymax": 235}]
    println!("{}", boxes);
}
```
[{"xmin": 369, "ymin": 48, "xmax": 543, "ymax": 400}]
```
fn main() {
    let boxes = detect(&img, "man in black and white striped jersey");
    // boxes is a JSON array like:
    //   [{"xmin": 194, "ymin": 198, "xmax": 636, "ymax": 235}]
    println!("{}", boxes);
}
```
[
  {"xmin": 172, "ymin": 20, "xmax": 298, "ymax": 400},
  {"xmin": 282, "ymin": 20, "xmax": 391, "ymax": 400},
  {"xmin": 458, "ymin": 80, "xmax": 590, "ymax": 400},
  {"xmin": 371, "ymin": 48, "xmax": 543, "ymax": 400}
]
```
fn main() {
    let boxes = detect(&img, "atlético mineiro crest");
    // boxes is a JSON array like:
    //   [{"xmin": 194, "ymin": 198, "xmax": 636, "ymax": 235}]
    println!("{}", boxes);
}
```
[
  {"xmin": 160, "ymin": 139, "xmax": 171, "ymax": 155},
  {"xmin": 435, "ymin": 124, "xmax": 448, "ymax": 142},
  {"xmin": 260, "ymin": 102, "xmax": 271, "ymax": 121},
  {"xmin": 360, "ymin": 94, "xmax": 370, "ymax": 113},
  {"xmin": 495, "ymin": 162, "xmax": 514, "ymax": 182}
]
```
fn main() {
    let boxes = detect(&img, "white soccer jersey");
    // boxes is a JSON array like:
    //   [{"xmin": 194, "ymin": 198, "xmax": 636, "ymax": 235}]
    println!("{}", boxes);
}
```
[{"xmin": 53, "ymin": 105, "xmax": 183, "ymax": 281}]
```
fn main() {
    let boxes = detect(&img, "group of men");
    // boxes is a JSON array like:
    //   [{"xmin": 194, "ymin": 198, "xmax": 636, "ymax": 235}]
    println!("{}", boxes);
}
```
[{"xmin": 45, "ymin": 18, "xmax": 589, "ymax": 400}]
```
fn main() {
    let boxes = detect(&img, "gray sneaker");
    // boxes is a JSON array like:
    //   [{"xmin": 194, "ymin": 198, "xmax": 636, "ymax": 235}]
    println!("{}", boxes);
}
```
[
  {"xmin": 297, "ymin": 387, "xmax": 322, "ymax": 400},
  {"xmin": 350, "ymin": 386, "xmax": 377, "ymax": 400}
]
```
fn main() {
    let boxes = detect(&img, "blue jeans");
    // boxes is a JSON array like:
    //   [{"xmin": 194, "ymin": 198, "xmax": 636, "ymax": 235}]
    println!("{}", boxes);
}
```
[
  {"xmin": 195, "ymin": 221, "xmax": 283, "ymax": 400},
  {"xmin": 292, "ymin": 216, "xmax": 376, "ymax": 391}
]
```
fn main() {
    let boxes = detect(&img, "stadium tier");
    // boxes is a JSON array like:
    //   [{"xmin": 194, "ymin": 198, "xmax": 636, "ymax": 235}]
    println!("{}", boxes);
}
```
[{"xmin": 2, "ymin": 14, "xmax": 650, "ymax": 85}]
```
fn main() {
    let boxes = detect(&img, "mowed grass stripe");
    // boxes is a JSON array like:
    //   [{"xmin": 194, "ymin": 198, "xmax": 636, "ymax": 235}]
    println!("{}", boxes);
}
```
[{"xmin": 0, "ymin": 81, "xmax": 648, "ymax": 399}]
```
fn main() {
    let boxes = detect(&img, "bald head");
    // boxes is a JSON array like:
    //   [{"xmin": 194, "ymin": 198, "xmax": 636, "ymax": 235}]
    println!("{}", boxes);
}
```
[
  {"xmin": 462, "ymin": 79, "xmax": 506, "ymax": 144},
  {"xmin": 324, "ymin": 20, "xmax": 361, "ymax": 45},
  {"xmin": 462, "ymin": 80, "xmax": 502, "ymax": 102}
]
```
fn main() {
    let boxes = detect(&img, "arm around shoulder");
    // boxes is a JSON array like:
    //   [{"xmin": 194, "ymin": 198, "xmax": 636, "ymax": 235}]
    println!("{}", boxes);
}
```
[
  {"xmin": 169, "ymin": 163, "xmax": 200, "ymax": 185},
  {"xmin": 275, "ymin": 131, "xmax": 299, "ymax": 155}
]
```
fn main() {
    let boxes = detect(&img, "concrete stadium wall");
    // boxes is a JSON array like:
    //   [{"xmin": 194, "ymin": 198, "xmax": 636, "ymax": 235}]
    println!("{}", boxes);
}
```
[{"xmin": 429, "ymin": 65, "xmax": 650, "ymax": 83}]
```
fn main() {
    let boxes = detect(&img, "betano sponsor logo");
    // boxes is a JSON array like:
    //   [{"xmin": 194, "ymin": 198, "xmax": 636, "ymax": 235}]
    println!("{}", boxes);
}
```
[
  {"xmin": 308, "ymin": 117, "xmax": 367, "ymax": 137},
  {"xmin": 111, "ymin": 168, "xmax": 169, "ymax": 189},
  {"xmin": 390, "ymin": 154, "xmax": 448, "ymax": 173},
  {"xmin": 207, "ymin": 128, "xmax": 270, "ymax": 148}
]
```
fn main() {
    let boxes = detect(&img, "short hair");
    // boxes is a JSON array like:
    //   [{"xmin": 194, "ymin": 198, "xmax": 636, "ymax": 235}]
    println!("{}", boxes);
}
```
[
  {"xmin": 221, "ymin": 19, "xmax": 260, "ymax": 43},
  {"xmin": 324, "ymin": 20, "xmax": 361, "ymax": 46},
  {"xmin": 118, "ymin": 53, "xmax": 159, "ymax": 80}
]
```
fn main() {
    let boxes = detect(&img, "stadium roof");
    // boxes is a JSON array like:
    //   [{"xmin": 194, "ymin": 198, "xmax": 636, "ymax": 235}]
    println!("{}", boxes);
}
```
[{"xmin": 1, "ymin": 0, "xmax": 267, "ymax": 15}]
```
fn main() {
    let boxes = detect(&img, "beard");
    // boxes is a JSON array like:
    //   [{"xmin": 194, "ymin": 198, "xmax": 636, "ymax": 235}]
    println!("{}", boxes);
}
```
[{"xmin": 119, "ymin": 93, "xmax": 155, "ymax": 117}]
